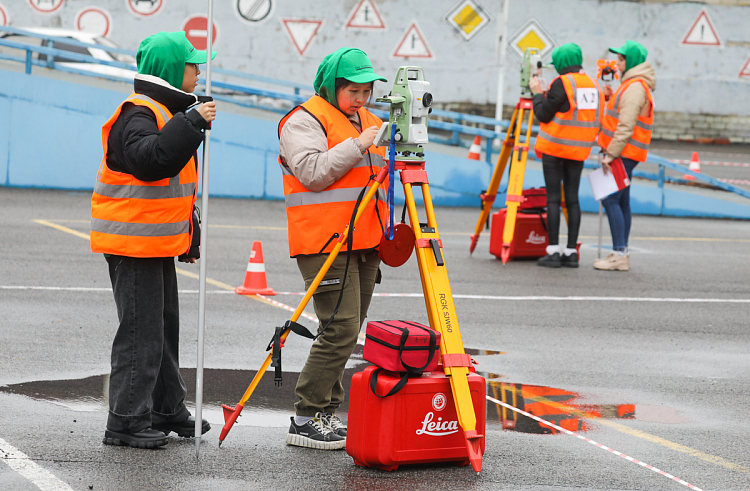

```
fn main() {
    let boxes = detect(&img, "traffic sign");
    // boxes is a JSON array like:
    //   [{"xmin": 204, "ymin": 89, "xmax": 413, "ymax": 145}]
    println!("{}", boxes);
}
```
[
  {"xmin": 282, "ymin": 19, "xmax": 323, "ymax": 57},
  {"xmin": 345, "ymin": 0, "xmax": 386, "ymax": 30},
  {"xmin": 681, "ymin": 8, "xmax": 721, "ymax": 47},
  {"xmin": 393, "ymin": 21, "xmax": 433, "ymax": 59},
  {"xmin": 182, "ymin": 15, "xmax": 219, "ymax": 51},
  {"xmin": 236, "ymin": 0, "xmax": 274, "ymax": 24},
  {"xmin": 740, "ymin": 55, "xmax": 750, "ymax": 79},
  {"xmin": 28, "ymin": 0, "xmax": 64, "ymax": 14},
  {"xmin": 0, "ymin": 4, "xmax": 8, "ymax": 26},
  {"xmin": 75, "ymin": 7, "xmax": 111, "ymax": 37},
  {"xmin": 443, "ymin": 0, "xmax": 492, "ymax": 42},
  {"xmin": 507, "ymin": 18, "xmax": 556, "ymax": 59},
  {"xmin": 127, "ymin": 0, "xmax": 163, "ymax": 17}
]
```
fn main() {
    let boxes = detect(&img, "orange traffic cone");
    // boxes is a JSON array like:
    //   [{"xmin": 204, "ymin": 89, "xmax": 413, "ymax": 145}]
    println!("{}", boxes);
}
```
[
  {"xmin": 684, "ymin": 152, "xmax": 700, "ymax": 180},
  {"xmin": 467, "ymin": 135, "xmax": 482, "ymax": 161},
  {"xmin": 235, "ymin": 241, "xmax": 276, "ymax": 296}
]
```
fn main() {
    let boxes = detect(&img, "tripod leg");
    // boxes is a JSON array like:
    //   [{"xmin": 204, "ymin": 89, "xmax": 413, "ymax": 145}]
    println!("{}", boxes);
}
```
[
  {"xmin": 219, "ymin": 166, "xmax": 389, "ymax": 445},
  {"xmin": 469, "ymin": 106, "xmax": 519, "ymax": 254},
  {"xmin": 500, "ymin": 100, "xmax": 535, "ymax": 263},
  {"xmin": 402, "ymin": 176, "xmax": 483, "ymax": 472}
]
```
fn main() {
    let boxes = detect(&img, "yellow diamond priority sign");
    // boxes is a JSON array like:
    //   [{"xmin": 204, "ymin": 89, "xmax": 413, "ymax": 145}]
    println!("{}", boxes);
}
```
[
  {"xmin": 444, "ymin": 0, "xmax": 491, "ymax": 42},
  {"xmin": 508, "ymin": 18, "xmax": 556, "ymax": 58}
]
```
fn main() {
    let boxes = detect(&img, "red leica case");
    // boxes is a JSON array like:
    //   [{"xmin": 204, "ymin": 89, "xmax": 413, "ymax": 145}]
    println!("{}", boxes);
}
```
[
  {"xmin": 489, "ymin": 208, "xmax": 548, "ymax": 260},
  {"xmin": 346, "ymin": 365, "xmax": 486, "ymax": 471}
]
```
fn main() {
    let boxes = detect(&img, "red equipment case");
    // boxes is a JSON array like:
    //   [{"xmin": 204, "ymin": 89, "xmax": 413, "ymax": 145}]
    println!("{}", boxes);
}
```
[
  {"xmin": 363, "ymin": 320, "xmax": 441, "ymax": 374},
  {"xmin": 489, "ymin": 208, "xmax": 548, "ymax": 260},
  {"xmin": 346, "ymin": 365, "xmax": 486, "ymax": 471}
]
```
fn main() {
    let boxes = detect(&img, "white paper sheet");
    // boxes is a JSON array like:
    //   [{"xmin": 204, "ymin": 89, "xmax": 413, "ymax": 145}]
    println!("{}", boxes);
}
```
[{"xmin": 587, "ymin": 167, "xmax": 620, "ymax": 201}]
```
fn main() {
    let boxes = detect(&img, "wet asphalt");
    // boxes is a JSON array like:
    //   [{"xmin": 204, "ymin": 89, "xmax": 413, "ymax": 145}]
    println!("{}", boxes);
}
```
[{"xmin": 1, "ymin": 181, "xmax": 749, "ymax": 491}]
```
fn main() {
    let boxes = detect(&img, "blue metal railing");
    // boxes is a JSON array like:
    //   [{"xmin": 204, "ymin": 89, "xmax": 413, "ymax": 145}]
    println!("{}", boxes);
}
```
[{"xmin": 1, "ymin": 25, "xmax": 747, "ymax": 210}]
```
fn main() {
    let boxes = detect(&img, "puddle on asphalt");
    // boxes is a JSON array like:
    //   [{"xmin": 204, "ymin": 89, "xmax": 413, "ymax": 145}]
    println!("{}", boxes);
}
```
[{"xmin": 0, "ymin": 345, "xmax": 658, "ymax": 434}]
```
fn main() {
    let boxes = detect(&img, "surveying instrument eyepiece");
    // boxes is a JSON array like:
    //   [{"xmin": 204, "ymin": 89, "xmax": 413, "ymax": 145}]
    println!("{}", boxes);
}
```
[
  {"xmin": 519, "ymin": 47, "xmax": 543, "ymax": 98},
  {"xmin": 374, "ymin": 66, "xmax": 432, "ymax": 160}
]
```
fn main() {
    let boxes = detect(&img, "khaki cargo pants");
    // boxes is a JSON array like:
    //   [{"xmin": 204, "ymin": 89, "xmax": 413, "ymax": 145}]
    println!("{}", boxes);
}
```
[{"xmin": 294, "ymin": 249, "xmax": 380, "ymax": 416}]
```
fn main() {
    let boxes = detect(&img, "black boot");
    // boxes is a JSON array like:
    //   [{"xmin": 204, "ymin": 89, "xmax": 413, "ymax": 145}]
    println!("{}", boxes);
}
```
[
  {"xmin": 103, "ymin": 428, "xmax": 168, "ymax": 449},
  {"xmin": 152, "ymin": 416, "xmax": 211, "ymax": 438},
  {"xmin": 537, "ymin": 252, "xmax": 561, "ymax": 268},
  {"xmin": 561, "ymin": 252, "xmax": 579, "ymax": 268}
]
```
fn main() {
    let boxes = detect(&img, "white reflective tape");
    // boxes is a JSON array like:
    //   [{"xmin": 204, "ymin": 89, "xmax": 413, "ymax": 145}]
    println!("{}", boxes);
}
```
[{"xmin": 246, "ymin": 263, "xmax": 266, "ymax": 273}]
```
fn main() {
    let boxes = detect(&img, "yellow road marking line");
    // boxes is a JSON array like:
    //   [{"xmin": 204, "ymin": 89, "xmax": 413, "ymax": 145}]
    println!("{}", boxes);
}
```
[
  {"xmin": 495, "ymin": 383, "xmax": 748, "ymax": 473},
  {"xmin": 32, "ymin": 219, "xmax": 302, "ymax": 315}
]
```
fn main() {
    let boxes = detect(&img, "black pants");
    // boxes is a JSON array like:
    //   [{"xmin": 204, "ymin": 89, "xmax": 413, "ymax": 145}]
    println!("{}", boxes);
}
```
[
  {"xmin": 105, "ymin": 255, "xmax": 189, "ymax": 433},
  {"xmin": 541, "ymin": 154, "xmax": 583, "ymax": 249}
]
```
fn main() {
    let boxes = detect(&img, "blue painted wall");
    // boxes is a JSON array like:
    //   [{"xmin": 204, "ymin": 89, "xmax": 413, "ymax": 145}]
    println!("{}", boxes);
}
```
[{"xmin": 1, "ymin": 68, "xmax": 749, "ymax": 220}]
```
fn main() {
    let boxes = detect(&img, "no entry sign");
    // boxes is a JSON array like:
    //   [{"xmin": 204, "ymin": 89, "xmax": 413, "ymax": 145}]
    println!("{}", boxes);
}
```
[
  {"xmin": 182, "ymin": 15, "xmax": 218, "ymax": 51},
  {"xmin": 76, "ymin": 7, "xmax": 111, "ymax": 37}
]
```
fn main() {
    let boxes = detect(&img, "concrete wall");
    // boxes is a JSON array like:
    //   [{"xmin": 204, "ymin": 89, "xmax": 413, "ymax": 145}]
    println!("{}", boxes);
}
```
[
  {"xmin": 3, "ymin": 0, "xmax": 749, "ymax": 122},
  {"xmin": 2, "ymin": 66, "xmax": 750, "ymax": 219}
]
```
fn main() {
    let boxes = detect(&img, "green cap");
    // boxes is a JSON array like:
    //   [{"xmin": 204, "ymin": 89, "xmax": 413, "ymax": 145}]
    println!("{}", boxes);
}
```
[
  {"xmin": 313, "ymin": 48, "xmax": 387, "ymax": 111},
  {"xmin": 551, "ymin": 43, "xmax": 583, "ymax": 74},
  {"xmin": 608, "ymin": 40, "xmax": 647, "ymax": 73},
  {"xmin": 336, "ymin": 48, "xmax": 387, "ymax": 84},
  {"xmin": 137, "ymin": 31, "xmax": 216, "ymax": 89}
]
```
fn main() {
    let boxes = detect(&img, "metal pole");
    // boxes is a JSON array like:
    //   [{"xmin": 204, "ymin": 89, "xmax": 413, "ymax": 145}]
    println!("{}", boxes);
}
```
[
  {"xmin": 597, "ymin": 202, "xmax": 603, "ymax": 259},
  {"xmin": 195, "ymin": 0, "xmax": 214, "ymax": 457},
  {"xmin": 494, "ymin": 0, "xmax": 510, "ymax": 134}
]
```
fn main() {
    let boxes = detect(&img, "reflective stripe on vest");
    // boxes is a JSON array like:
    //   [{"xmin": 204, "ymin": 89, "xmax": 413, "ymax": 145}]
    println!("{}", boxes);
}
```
[
  {"xmin": 535, "ymin": 73, "xmax": 603, "ymax": 161},
  {"xmin": 597, "ymin": 78, "xmax": 654, "ymax": 162},
  {"xmin": 90, "ymin": 93, "xmax": 198, "ymax": 258},
  {"xmin": 278, "ymin": 95, "xmax": 387, "ymax": 257}
]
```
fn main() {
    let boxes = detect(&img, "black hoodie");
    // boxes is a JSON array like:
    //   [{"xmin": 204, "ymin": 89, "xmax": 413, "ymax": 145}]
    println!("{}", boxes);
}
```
[{"xmin": 532, "ymin": 65, "xmax": 582, "ymax": 124}]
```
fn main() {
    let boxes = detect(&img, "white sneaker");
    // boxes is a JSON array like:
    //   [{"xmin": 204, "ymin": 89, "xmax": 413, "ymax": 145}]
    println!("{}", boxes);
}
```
[
  {"xmin": 320, "ymin": 412, "xmax": 347, "ymax": 437},
  {"xmin": 593, "ymin": 252, "xmax": 629, "ymax": 271}
]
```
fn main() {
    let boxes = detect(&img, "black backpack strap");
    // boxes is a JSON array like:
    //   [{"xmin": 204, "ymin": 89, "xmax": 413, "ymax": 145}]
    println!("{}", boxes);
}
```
[
  {"xmin": 369, "ymin": 368, "xmax": 409, "ymax": 398},
  {"xmin": 267, "ymin": 320, "xmax": 317, "ymax": 387}
]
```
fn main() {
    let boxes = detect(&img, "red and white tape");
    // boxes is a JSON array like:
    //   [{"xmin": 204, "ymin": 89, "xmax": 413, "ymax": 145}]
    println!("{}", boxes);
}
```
[
  {"xmin": 486, "ymin": 395, "xmax": 704, "ymax": 491},
  {"xmin": 673, "ymin": 159, "xmax": 750, "ymax": 168}
]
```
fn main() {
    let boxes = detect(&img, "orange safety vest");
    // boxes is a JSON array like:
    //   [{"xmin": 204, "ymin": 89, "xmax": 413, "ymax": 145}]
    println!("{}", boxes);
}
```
[
  {"xmin": 278, "ymin": 95, "xmax": 387, "ymax": 257},
  {"xmin": 535, "ymin": 73, "xmax": 604, "ymax": 161},
  {"xmin": 597, "ymin": 78, "xmax": 654, "ymax": 162},
  {"xmin": 91, "ymin": 94, "xmax": 198, "ymax": 258}
]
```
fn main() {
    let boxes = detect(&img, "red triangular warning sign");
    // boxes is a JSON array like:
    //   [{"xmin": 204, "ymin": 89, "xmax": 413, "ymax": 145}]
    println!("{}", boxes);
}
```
[
  {"xmin": 282, "ymin": 19, "xmax": 323, "ymax": 56},
  {"xmin": 739, "ymin": 55, "xmax": 750, "ymax": 79},
  {"xmin": 393, "ymin": 21, "xmax": 433, "ymax": 59},
  {"xmin": 681, "ymin": 9, "xmax": 721, "ymax": 46},
  {"xmin": 345, "ymin": 0, "xmax": 386, "ymax": 29}
]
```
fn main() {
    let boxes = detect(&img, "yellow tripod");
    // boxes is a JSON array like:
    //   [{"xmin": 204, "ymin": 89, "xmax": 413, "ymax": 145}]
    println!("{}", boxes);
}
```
[
  {"xmin": 469, "ymin": 98, "xmax": 569, "ymax": 263},
  {"xmin": 218, "ymin": 154, "xmax": 484, "ymax": 472}
]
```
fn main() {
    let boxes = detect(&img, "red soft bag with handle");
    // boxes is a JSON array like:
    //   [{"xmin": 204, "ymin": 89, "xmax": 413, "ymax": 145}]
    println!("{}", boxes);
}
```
[{"xmin": 363, "ymin": 320, "xmax": 441, "ymax": 374}]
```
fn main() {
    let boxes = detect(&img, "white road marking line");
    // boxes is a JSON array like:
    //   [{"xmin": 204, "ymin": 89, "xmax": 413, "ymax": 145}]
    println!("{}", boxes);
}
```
[
  {"xmin": 0, "ymin": 436, "xmax": 74, "ymax": 491},
  {"xmin": 3, "ymin": 286, "xmax": 749, "ymax": 303}
]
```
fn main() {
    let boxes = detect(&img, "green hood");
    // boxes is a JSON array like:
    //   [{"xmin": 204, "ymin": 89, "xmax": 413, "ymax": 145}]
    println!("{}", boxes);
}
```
[
  {"xmin": 551, "ymin": 43, "xmax": 582, "ymax": 74},
  {"xmin": 313, "ymin": 47, "xmax": 387, "ymax": 112},
  {"xmin": 609, "ymin": 40, "xmax": 648, "ymax": 73},
  {"xmin": 137, "ymin": 31, "xmax": 216, "ymax": 90}
]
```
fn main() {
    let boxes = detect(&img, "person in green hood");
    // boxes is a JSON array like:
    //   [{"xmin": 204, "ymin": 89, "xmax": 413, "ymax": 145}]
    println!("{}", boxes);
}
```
[
  {"xmin": 594, "ymin": 40, "xmax": 656, "ymax": 272},
  {"xmin": 93, "ymin": 31, "xmax": 216, "ymax": 449},
  {"xmin": 530, "ymin": 43, "xmax": 604, "ymax": 269},
  {"xmin": 278, "ymin": 48, "xmax": 388, "ymax": 450}
]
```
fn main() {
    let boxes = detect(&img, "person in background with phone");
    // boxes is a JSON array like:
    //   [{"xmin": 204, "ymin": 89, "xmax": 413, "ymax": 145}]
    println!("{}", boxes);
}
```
[
  {"xmin": 530, "ymin": 43, "xmax": 603, "ymax": 268},
  {"xmin": 595, "ymin": 40, "xmax": 656, "ymax": 272}
]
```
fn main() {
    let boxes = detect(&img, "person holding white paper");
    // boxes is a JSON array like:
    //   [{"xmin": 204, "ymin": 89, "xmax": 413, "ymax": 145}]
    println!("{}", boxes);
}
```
[
  {"xmin": 595, "ymin": 40, "xmax": 656, "ymax": 272},
  {"xmin": 531, "ymin": 43, "xmax": 603, "ymax": 268}
]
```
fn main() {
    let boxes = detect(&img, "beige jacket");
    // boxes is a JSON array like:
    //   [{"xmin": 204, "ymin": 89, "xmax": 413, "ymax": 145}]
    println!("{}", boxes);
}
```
[
  {"xmin": 279, "ymin": 109, "xmax": 367, "ymax": 192},
  {"xmin": 605, "ymin": 61, "xmax": 657, "ymax": 159}
]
